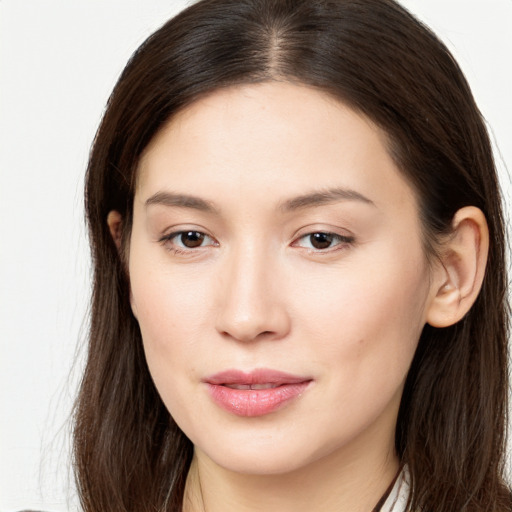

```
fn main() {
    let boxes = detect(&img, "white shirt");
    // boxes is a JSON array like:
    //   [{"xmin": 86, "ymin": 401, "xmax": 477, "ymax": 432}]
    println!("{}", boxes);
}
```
[{"xmin": 380, "ymin": 468, "xmax": 410, "ymax": 512}]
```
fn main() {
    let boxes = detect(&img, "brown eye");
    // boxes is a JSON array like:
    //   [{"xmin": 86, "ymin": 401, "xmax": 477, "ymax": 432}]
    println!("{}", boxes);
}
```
[
  {"xmin": 309, "ymin": 233, "xmax": 334, "ymax": 249},
  {"xmin": 160, "ymin": 230, "xmax": 217, "ymax": 254},
  {"xmin": 180, "ymin": 231, "xmax": 205, "ymax": 248},
  {"xmin": 293, "ymin": 231, "xmax": 355, "ymax": 252}
]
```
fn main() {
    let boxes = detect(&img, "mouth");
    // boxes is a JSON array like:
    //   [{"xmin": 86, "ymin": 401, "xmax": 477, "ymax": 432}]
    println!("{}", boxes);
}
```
[
  {"xmin": 203, "ymin": 369, "xmax": 313, "ymax": 417},
  {"xmin": 224, "ymin": 383, "xmax": 282, "ymax": 390}
]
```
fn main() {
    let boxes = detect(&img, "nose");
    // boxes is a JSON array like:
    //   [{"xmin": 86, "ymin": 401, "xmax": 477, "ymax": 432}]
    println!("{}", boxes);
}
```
[{"xmin": 214, "ymin": 246, "xmax": 291, "ymax": 343}]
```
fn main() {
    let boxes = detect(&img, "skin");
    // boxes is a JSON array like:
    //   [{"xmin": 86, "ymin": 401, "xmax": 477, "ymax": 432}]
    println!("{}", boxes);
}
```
[{"xmin": 108, "ymin": 82, "xmax": 488, "ymax": 512}]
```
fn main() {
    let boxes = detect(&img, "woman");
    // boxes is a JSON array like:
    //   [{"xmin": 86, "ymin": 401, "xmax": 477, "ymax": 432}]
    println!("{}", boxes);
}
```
[{"xmin": 74, "ymin": 0, "xmax": 511, "ymax": 510}]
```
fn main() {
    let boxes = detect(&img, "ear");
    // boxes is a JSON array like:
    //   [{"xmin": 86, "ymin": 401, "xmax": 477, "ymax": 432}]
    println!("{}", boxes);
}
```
[
  {"xmin": 426, "ymin": 206, "xmax": 489, "ymax": 328},
  {"xmin": 106, "ymin": 210, "xmax": 138, "ymax": 318},
  {"xmin": 107, "ymin": 210, "xmax": 123, "ymax": 250}
]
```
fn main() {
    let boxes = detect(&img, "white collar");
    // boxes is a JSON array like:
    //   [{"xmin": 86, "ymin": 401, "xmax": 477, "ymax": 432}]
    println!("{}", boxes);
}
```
[{"xmin": 379, "ymin": 467, "xmax": 410, "ymax": 512}]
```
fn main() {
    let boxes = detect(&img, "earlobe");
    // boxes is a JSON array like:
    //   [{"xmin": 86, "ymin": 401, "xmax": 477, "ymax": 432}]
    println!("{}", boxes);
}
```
[
  {"xmin": 426, "ymin": 206, "xmax": 489, "ymax": 328},
  {"xmin": 107, "ymin": 210, "xmax": 123, "ymax": 250}
]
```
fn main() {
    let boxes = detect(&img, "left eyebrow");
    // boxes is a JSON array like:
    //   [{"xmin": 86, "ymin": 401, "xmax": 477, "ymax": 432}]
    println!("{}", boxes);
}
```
[{"xmin": 279, "ymin": 187, "xmax": 376, "ymax": 212}]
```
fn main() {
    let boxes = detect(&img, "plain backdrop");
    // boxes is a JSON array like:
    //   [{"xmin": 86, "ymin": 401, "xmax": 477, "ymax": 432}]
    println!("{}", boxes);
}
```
[{"xmin": 1, "ymin": 1, "xmax": 511, "ymax": 510}]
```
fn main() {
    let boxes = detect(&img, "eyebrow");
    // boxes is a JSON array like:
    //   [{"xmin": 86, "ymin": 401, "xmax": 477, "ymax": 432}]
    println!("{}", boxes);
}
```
[
  {"xmin": 144, "ymin": 187, "xmax": 375, "ymax": 214},
  {"xmin": 145, "ymin": 191, "xmax": 218, "ymax": 213},
  {"xmin": 279, "ymin": 187, "xmax": 375, "ymax": 212}
]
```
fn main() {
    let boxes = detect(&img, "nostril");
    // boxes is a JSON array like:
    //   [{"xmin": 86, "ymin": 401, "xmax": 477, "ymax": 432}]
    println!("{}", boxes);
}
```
[{"xmin": 219, "ymin": 328, "xmax": 279, "ymax": 343}]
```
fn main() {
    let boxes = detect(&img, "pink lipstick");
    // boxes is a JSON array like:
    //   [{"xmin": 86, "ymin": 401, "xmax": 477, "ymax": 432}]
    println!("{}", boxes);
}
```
[{"xmin": 204, "ymin": 369, "xmax": 312, "ymax": 417}]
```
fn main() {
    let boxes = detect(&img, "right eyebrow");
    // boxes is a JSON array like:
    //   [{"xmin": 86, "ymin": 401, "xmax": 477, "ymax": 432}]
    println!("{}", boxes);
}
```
[{"xmin": 145, "ymin": 191, "xmax": 218, "ymax": 213}]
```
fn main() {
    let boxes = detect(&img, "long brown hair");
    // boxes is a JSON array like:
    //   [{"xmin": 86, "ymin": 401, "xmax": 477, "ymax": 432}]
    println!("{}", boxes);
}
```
[{"xmin": 75, "ymin": 0, "xmax": 511, "ymax": 510}]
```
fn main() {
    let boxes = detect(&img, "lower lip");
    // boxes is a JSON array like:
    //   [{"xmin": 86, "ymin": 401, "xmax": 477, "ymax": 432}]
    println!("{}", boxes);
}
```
[{"xmin": 206, "ymin": 382, "xmax": 311, "ymax": 417}]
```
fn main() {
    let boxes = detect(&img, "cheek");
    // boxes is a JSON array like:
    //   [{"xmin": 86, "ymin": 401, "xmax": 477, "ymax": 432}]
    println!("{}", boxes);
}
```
[
  {"xmin": 129, "ymin": 257, "xmax": 224, "ymax": 436},
  {"xmin": 283, "ymin": 248, "xmax": 430, "ymax": 443},
  {"xmin": 293, "ymin": 245, "xmax": 430, "ymax": 373},
  {"xmin": 128, "ymin": 248, "xmax": 216, "ymax": 382},
  {"xmin": 132, "ymin": 277, "xmax": 202, "ymax": 351}
]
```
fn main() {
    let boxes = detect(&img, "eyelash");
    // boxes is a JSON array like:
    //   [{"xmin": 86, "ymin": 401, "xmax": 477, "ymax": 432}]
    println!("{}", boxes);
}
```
[
  {"xmin": 292, "ymin": 232, "xmax": 355, "ymax": 253},
  {"xmin": 159, "ymin": 230, "xmax": 218, "ymax": 255},
  {"xmin": 159, "ymin": 230, "xmax": 355, "ymax": 256}
]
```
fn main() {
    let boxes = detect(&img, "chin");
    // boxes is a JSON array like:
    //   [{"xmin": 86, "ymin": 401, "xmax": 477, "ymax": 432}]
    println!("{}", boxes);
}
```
[
  {"xmin": 190, "ymin": 422, "xmax": 343, "ymax": 477},
  {"xmin": 204, "ymin": 445, "xmax": 314, "ymax": 476}
]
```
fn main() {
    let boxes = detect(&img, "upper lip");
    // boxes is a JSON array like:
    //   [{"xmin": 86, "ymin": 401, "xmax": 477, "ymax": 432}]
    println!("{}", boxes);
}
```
[{"xmin": 204, "ymin": 368, "xmax": 311, "ymax": 386}]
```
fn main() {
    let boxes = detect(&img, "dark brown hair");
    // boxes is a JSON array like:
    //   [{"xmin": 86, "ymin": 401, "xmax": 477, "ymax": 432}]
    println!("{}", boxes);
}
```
[{"xmin": 75, "ymin": 0, "xmax": 511, "ymax": 510}]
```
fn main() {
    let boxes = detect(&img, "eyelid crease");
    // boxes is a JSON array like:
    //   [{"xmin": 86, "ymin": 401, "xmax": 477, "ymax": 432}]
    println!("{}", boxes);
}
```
[
  {"xmin": 292, "ymin": 232, "xmax": 355, "ymax": 250},
  {"xmin": 159, "ymin": 229, "xmax": 217, "ymax": 244},
  {"xmin": 290, "ymin": 222, "xmax": 356, "ymax": 241}
]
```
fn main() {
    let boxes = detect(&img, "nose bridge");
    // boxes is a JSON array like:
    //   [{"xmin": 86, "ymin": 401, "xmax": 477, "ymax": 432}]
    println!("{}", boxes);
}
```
[{"xmin": 215, "ymin": 241, "xmax": 289, "ymax": 342}]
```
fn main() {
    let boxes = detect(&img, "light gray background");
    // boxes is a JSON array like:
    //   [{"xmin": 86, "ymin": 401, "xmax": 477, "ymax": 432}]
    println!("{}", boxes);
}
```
[{"xmin": 1, "ymin": 1, "xmax": 511, "ymax": 510}]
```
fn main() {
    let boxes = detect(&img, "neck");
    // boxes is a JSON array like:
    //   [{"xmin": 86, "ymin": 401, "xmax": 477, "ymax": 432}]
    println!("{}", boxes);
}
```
[{"xmin": 183, "ymin": 439, "xmax": 399, "ymax": 512}]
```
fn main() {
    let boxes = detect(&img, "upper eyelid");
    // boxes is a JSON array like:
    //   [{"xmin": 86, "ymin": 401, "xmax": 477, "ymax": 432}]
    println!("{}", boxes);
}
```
[
  {"xmin": 160, "ymin": 227, "xmax": 214, "ymax": 240},
  {"xmin": 161, "ymin": 230, "xmax": 218, "ymax": 248},
  {"xmin": 296, "ymin": 231, "xmax": 353, "ymax": 239},
  {"xmin": 293, "ymin": 232, "xmax": 354, "ymax": 245},
  {"xmin": 292, "ymin": 225, "xmax": 355, "ymax": 241}
]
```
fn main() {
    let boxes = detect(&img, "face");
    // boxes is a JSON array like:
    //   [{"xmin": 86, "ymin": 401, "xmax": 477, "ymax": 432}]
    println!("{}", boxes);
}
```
[{"xmin": 128, "ymin": 82, "xmax": 437, "ymax": 475}]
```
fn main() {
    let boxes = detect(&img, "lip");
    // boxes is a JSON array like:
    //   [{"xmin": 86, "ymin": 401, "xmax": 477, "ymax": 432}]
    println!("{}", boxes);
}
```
[{"xmin": 203, "ymin": 368, "xmax": 312, "ymax": 417}]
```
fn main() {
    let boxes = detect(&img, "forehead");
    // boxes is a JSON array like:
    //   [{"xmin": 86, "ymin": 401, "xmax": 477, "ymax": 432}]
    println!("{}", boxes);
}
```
[{"xmin": 136, "ymin": 82, "xmax": 416, "ymax": 214}]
